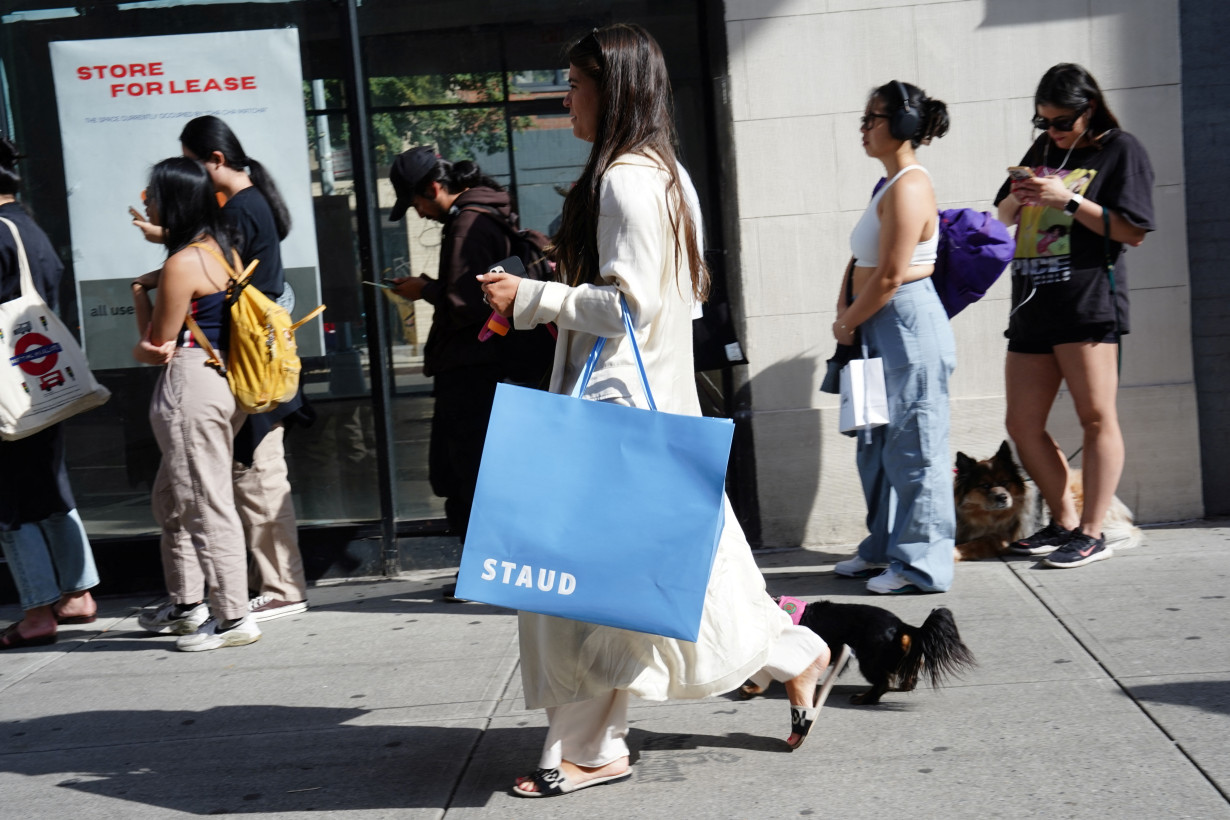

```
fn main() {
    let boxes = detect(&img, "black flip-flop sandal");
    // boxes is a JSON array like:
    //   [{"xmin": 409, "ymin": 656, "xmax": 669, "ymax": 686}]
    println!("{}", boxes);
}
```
[
  {"xmin": 511, "ymin": 766, "xmax": 631, "ymax": 798},
  {"xmin": 0, "ymin": 623, "xmax": 57, "ymax": 650}
]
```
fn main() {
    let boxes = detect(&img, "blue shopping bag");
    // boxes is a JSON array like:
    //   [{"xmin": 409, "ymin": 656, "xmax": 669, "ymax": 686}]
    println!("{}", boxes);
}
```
[{"xmin": 455, "ymin": 298, "xmax": 733, "ymax": 641}]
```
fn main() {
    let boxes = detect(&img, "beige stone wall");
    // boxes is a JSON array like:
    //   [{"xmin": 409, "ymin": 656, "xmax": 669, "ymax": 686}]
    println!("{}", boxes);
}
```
[{"xmin": 723, "ymin": 0, "xmax": 1200, "ymax": 546}]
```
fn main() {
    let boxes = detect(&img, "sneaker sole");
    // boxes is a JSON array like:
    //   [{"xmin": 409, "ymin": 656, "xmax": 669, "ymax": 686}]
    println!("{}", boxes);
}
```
[
  {"xmin": 1008, "ymin": 544, "xmax": 1060, "ymax": 556},
  {"xmin": 867, "ymin": 583, "xmax": 922, "ymax": 594},
  {"xmin": 834, "ymin": 565, "xmax": 888, "ymax": 578},
  {"xmin": 137, "ymin": 617, "xmax": 208, "ymax": 635},
  {"xmin": 177, "ymin": 631, "xmax": 262, "ymax": 652},
  {"xmin": 252, "ymin": 604, "xmax": 308, "ymax": 622},
  {"xmin": 1042, "ymin": 547, "xmax": 1114, "ymax": 569}
]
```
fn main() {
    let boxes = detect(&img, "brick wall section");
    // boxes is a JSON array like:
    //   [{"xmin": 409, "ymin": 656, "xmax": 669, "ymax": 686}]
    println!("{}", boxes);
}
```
[{"xmin": 1182, "ymin": 0, "xmax": 1230, "ymax": 515}]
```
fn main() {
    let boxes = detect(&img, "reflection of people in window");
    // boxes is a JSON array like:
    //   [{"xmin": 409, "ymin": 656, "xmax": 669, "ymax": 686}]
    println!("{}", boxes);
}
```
[{"xmin": 1036, "ymin": 224, "xmax": 1069, "ymax": 256}]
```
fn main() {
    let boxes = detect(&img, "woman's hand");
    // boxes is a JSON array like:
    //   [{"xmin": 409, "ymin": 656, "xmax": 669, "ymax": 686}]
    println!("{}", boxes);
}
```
[
  {"xmin": 131, "ymin": 214, "xmax": 165, "ymax": 244},
  {"xmin": 832, "ymin": 318, "xmax": 856, "ymax": 345},
  {"xmin": 1013, "ymin": 173, "xmax": 1079, "ymax": 212},
  {"xmin": 390, "ymin": 275, "xmax": 426, "ymax": 301},
  {"xmin": 476, "ymin": 270, "xmax": 520, "ymax": 317},
  {"xmin": 132, "ymin": 331, "xmax": 175, "ymax": 366}
]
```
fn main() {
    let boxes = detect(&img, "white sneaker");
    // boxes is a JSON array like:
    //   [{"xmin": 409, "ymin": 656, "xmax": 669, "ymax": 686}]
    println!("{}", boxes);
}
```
[
  {"xmin": 248, "ymin": 595, "xmax": 309, "ymax": 622},
  {"xmin": 834, "ymin": 556, "xmax": 888, "ymax": 578},
  {"xmin": 138, "ymin": 602, "xmax": 210, "ymax": 635},
  {"xmin": 176, "ymin": 614, "xmax": 262, "ymax": 652},
  {"xmin": 866, "ymin": 568, "xmax": 922, "ymax": 595}
]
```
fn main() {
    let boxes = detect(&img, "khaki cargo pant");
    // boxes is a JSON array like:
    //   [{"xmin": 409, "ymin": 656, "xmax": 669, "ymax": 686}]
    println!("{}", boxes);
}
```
[{"xmin": 150, "ymin": 348, "xmax": 249, "ymax": 622}]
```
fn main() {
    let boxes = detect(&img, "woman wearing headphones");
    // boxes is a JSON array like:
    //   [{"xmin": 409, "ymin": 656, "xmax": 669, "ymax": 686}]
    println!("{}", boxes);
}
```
[{"xmin": 831, "ymin": 81, "xmax": 956, "ymax": 595}]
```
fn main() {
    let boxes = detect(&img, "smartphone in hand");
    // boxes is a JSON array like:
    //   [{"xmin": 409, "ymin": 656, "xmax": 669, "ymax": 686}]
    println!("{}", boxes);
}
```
[
  {"xmin": 129, "ymin": 206, "xmax": 144, "ymax": 220},
  {"xmin": 363, "ymin": 280, "xmax": 395, "ymax": 290},
  {"xmin": 1007, "ymin": 166, "xmax": 1035, "ymax": 180}
]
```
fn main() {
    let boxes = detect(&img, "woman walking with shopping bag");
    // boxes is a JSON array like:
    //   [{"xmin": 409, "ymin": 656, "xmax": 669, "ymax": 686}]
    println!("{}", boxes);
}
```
[{"xmin": 478, "ymin": 24, "xmax": 830, "ymax": 797}]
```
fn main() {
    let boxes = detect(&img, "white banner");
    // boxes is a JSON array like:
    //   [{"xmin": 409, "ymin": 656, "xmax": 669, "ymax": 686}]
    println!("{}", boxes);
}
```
[{"xmin": 49, "ymin": 28, "xmax": 323, "ymax": 369}]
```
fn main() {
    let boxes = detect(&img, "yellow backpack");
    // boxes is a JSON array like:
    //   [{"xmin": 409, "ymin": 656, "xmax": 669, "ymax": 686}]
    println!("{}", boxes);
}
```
[{"xmin": 184, "ymin": 243, "xmax": 325, "ymax": 414}]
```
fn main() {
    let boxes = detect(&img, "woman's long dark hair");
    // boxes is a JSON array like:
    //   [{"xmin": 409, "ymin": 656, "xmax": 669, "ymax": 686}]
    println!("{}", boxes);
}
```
[
  {"xmin": 179, "ymin": 115, "xmax": 291, "ymax": 240},
  {"xmin": 0, "ymin": 137, "xmax": 22, "ymax": 195},
  {"xmin": 413, "ymin": 156, "xmax": 504, "ymax": 197},
  {"xmin": 146, "ymin": 157, "xmax": 235, "ymax": 262},
  {"xmin": 554, "ymin": 24, "xmax": 708, "ymax": 301},
  {"xmin": 1035, "ymin": 63, "xmax": 1120, "ymax": 137}
]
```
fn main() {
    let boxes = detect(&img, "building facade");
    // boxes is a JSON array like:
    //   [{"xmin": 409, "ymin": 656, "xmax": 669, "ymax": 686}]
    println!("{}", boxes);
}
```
[{"xmin": 0, "ymin": 0, "xmax": 1219, "ymax": 594}]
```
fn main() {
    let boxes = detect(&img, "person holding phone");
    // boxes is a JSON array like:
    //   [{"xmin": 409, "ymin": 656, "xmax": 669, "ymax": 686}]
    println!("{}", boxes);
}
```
[
  {"xmin": 130, "ymin": 157, "xmax": 260, "ymax": 650},
  {"xmin": 132, "ymin": 116, "xmax": 310, "ymax": 624},
  {"xmin": 994, "ymin": 63, "xmax": 1155, "ymax": 567},
  {"xmin": 478, "ymin": 24, "xmax": 830, "ymax": 797},
  {"xmin": 829, "ymin": 81, "xmax": 957, "ymax": 595},
  {"xmin": 385, "ymin": 149, "xmax": 522, "ymax": 602}
]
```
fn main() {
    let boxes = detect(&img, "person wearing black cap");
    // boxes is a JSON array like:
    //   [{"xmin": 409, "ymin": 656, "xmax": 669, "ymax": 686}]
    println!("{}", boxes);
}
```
[{"xmin": 387, "ymin": 147, "xmax": 514, "ymax": 602}]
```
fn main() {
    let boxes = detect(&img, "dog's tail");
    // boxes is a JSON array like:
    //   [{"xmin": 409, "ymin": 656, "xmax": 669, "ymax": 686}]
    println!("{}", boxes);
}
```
[{"xmin": 908, "ymin": 607, "xmax": 977, "ymax": 690}]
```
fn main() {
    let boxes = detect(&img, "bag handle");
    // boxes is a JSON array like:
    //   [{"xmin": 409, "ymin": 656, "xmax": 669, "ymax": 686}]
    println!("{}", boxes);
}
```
[
  {"xmin": 0, "ymin": 217, "xmax": 38, "ymax": 303},
  {"xmin": 569, "ymin": 294, "xmax": 657, "ymax": 411}
]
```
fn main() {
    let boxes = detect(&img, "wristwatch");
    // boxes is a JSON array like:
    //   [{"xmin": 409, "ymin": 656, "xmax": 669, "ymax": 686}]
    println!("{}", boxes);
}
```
[{"xmin": 1064, "ymin": 193, "xmax": 1084, "ymax": 215}]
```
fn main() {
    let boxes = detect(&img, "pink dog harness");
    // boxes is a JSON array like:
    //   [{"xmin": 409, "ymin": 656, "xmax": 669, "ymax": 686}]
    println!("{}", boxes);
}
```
[{"xmin": 777, "ymin": 595, "xmax": 807, "ymax": 625}]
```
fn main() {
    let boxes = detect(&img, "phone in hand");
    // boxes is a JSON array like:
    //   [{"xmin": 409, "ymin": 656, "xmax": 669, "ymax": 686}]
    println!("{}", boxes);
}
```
[
  {"xmin": 128, "ymin": 206, "xmax": 144, "ymax": 221},
  {"xmin": 1007, "ymin": 166, "xmax": 1035, "ymax": 180},
  {"xmin": 487, "ymin": 255, "xmax": 526, "ymax": 276},
  {"xmin": 363, "ymin": 280, "xmax": 395, "ymax": 290}
]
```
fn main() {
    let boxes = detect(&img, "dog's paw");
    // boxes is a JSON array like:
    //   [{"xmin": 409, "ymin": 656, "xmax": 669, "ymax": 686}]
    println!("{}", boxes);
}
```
[{"xmin": 737, "ymin": 682, "xmax": 765, "ymax": 700}]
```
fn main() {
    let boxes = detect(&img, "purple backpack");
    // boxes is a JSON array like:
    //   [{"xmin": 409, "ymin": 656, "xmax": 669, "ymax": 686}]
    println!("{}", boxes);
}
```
[
  {"xmin": 934, "ymin": 208, "xmax": 1014, "ymax": 318},
  {"xmin": 870, "ymin": 178, "xmax": 1013, "ymax": 318}
]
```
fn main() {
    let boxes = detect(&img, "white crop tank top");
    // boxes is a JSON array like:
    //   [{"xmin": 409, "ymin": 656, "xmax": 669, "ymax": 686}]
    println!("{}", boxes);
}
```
[{"xmin": 848, "ymin": 165, "xmax": 939, "ymax": 268}]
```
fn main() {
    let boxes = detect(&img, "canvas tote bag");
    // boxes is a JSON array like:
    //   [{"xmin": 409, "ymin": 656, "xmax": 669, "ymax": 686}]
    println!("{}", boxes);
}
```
[
  {"xmin": 0, "ymin": 217, "xmax": 110, "ymax": 440},
  {"xmin": 455, "ymin": 297, "xmax": 734, "ymax": 641}
]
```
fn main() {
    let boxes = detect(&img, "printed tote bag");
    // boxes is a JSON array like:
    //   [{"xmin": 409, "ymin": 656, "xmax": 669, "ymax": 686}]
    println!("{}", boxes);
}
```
[{"xmin": 0, "ymin": 217, "xmax": 110, "ymax": 440}]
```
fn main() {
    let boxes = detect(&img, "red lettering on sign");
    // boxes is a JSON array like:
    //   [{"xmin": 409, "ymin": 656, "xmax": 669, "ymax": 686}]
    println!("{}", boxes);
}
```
[{"xmin": 241, "ymin": 76, "xmax": 256, "ymax": 90}]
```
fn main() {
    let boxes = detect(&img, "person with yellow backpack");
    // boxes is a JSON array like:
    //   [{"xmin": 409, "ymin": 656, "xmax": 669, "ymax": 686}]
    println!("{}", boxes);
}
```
[
  {"xmin": 133, "ymin": 117, "xmax": 315, "ymax": 625},
  {"xmin": 129, "ymin": 157, "xmax": 260, "ymax": 651}
]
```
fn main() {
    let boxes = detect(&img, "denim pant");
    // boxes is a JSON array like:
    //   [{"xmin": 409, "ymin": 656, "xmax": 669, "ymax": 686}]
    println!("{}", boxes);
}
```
[
  {"xmin": 854, "ymin": 278, "xmax": 956, "ymax": 592},
  {"xmin": 0, "ymin": 509, "xmax": 99, "ymax": 611}
]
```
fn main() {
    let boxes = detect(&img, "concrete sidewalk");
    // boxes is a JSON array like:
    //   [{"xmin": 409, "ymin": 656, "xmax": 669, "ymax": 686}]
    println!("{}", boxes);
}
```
[{"xmin": 1, "ymin": 521, "xmax": 1227, "ymax": 819}]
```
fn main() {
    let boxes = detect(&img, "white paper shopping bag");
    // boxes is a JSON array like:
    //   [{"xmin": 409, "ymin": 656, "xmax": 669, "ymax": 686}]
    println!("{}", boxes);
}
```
[{"xmin": 839, "ymin": 356, "xmax": 889, "ymax": 436}]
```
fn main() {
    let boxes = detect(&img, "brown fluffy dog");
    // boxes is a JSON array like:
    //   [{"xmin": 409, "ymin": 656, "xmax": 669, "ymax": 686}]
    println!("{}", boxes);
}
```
[{"xmin": 954, "ymin": 440, "xmax": 1143, "ymax": 561}]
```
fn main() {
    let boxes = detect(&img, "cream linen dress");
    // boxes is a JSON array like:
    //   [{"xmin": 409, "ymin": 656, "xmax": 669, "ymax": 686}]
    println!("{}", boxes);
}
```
[{"xmin": 511, "ymin": 152, "xmax": 789, "ymax": 710}]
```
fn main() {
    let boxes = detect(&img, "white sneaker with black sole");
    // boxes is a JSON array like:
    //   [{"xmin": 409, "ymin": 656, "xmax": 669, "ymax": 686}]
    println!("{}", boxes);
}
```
[
  {"xmin": 176, "ymin": 614, "xmax": 261, "ymax": 652},
  {"xmin": 137, "ymin": 602, "xmax": 210, "ymax": 635}
]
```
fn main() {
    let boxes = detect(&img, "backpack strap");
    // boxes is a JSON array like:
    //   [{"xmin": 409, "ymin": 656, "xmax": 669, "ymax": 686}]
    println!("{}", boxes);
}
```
[
  {"xmin": 181, "ymin": 243, "xmax": 253, "ymax": 375},
  {"xmin": 458, "ymin": 205, "xmax": 554, "ymax": 277}
]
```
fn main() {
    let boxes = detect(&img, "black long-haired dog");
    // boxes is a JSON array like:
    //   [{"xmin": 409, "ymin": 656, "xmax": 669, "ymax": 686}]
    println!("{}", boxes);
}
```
[{"xmin": 799, "ymin": 601, "xmax": 976, "ymax": 705}]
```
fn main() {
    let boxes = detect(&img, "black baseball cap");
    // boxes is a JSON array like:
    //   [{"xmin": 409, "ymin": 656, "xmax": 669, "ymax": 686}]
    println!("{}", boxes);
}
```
[{"xmin": 388, "ymin": 146, "xmax": 438, "ymax": 222}]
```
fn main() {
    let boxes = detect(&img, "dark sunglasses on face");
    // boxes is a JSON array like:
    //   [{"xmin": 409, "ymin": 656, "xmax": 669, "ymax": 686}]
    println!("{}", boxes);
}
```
[
  {"xmin": 1032, "ymin": 107, "xmax": 1088, "ymax": 132},
  {"xmin": 860, "ymin": 112, "xmax": 891, "ymax": 130}
]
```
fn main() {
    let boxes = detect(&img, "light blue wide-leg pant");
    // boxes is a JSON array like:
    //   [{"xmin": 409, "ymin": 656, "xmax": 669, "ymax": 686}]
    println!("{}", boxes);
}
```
[
  {"xmin": 0, "ymin": 509, "xmax": 98, "ymax": 611},
  {"xmin": 853, "ymin": 278, "xmax": 956, "ymax": 592}
]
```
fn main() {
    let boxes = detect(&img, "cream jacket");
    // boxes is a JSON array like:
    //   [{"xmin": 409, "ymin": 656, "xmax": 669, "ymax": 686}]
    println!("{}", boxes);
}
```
[{"xmin": 511, "ymin": 152, "xmax": 786, "ymax": 709}]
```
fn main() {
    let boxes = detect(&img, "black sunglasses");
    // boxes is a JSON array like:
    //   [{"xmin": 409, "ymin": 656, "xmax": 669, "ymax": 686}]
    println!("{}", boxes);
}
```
[
  {"xmin": 1032, "ymin": 106, "xmax": 1088, "ymax": 132},
  {"xmin": 860, "ymin": 112, "xmax": 891, "ymax": 130}
]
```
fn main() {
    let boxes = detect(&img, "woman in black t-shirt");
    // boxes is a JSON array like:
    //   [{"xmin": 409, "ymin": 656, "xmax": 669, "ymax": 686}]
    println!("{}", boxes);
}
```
[{"xmin": 994, "ymin": 63, "xmax": 1155, "ymax": 569}]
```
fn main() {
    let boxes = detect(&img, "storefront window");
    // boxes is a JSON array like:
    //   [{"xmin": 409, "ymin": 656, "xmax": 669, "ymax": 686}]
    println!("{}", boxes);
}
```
[{"xmin": 0, "ymin": 0, "xmax": 713, "ymax": 560}]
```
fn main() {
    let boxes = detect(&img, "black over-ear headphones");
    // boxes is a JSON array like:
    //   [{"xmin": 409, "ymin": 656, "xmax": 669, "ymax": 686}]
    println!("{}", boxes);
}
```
[{"xmin": 888, "ymin": 80, "xmax": 920, "ymax": 141}]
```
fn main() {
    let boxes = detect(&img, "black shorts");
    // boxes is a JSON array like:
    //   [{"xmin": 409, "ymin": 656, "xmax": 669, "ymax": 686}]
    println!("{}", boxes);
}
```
[{"xmin": 1006, "ymin": 321, "xmax": 1120, "ymax": 355}]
